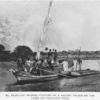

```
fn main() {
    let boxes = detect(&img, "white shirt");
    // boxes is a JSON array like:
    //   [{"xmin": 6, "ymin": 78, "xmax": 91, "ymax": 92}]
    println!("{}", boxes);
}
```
[
  {"xmin": 36, "ymin": 52, "xmax": 40, "ymax": 60},
  {"xmin": 26, "ymin": 60, "xmax": 33, "ymax": 67},
  {"xmin": 62, "ymin": 61, "xmax": 68, "ymax": 71}
]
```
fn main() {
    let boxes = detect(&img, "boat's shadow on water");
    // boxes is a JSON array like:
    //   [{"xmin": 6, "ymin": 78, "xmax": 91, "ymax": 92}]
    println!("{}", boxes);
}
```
[
  {"xmin": 11, "ymin": 75, "xmax": 74, "ymax": 85},
  {"xmin": 5, "ymin": 71, "xmax": 100, "ymax": 91},
  {"xmin": 5, "ymin": 76, "xmax": 76, "ymax": 91},
  {"xmin": 5, "ymin": 72, "xmax": 100, "ymax": 91},
  {"xmin": 6, "ymin": 81, "xmax": 58, "ymax": 91},
  {"xmin": 14, "ymin": 78, "xmax": 59, "ymax": 85}
]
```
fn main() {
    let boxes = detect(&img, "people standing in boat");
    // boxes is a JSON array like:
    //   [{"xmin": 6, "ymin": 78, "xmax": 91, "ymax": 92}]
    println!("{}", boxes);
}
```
[
  {"xmin": 24, "ymin": 57, "xmax": 34, "ymax": 72},
  {"xmin": 29, "ymin": 56, "xmax": 34, "ymax": 72},
  {"xmin": 30, "ymin": 59, "xmax": 37, "ymax": 74},
  {"xmin": 42, "ymin": 59, "xmax": 49, "ymax": 68},
  {"xmin": 22, "ymin": 57, "xmax": 27, "ymax": 71},
  {"xmin": 47, "ymin": 58, "xmax": 52, "ymax": 70},
  {"xmin": 67, "ymin": 57, "xmax": 74, "ymax": 72},
  {"xmin": 36, "ymin": 51, "xmax": 41, "ymax": 60},
  {"xmin": 45, "ymin": 47, "xmax": 49, "ymax": 59},
  {"xmin": 62, "ymin": 59, "xmax": 68, "ymax": 71},
  {"xmin": 48, "ymin": 49, "xmax": 53, "ymax": 60},
  {"xmin": 47, "ymin": 49, "xmax": 53, "ymax": 70},
  {"xmin": 36, "ymin": 59, "xmax": 43, "ymax": 75},
  {"xmin": 51, "ymin": 58, "xmax": 55, "ymax": 70},
  {"xmin": 54, "ymin": 49, "xmax": 57, "ymax": 62},
  {"xmin": 76, "ymin": 57, "xmax": 82, "ymax": 71},
  {"xmin": 61, "ymin": 55, "xmax": 74, "ymax": 72},
  {"xmin": 24, "ymin": 58, "xmax": 30, "ymax": 72},
  {"xmin": 17, "ymin": 58, "xmax": 23, "ymax": 71}
]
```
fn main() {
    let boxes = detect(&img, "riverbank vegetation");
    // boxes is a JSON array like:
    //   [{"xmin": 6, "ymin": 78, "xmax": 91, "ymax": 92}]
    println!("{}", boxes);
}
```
[{"xmin": 0, "ymin": 44, "xmax": 100, "ymax": 61}]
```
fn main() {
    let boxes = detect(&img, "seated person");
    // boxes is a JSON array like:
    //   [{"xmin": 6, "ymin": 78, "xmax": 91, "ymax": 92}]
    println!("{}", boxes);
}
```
[
  {"xmin": 24, "ymin": 59, "xmax": 33, "ymax": 72},
  {"xmin": 42, "ymin": 59, "xmax": 49, "ymax": 68}
]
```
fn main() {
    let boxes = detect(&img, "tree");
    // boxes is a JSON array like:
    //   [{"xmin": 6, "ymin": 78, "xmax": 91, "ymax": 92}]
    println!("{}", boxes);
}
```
[
  {"xmin": 0, "ymin": 44, "xmax": 5, "ymax": 51},
  {"xmin": 13, "ymin": 45, "xmax": 33, "ymax": 59}
]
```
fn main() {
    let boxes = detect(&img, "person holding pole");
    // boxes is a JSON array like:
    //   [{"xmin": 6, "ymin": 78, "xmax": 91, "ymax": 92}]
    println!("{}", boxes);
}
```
[{"xmin": 76, "ymin": 57, "xmax": 82, "ymax": 71}]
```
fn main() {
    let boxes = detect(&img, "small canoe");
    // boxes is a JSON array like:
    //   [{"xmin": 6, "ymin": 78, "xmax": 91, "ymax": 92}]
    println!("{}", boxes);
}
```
[
  {"xmin": 10, "ymin": 69, "xmax": 59, "ymax": 83},
  {"xmin": 60, "ymin": 69, "xmax": 100, "ymax": 78}
]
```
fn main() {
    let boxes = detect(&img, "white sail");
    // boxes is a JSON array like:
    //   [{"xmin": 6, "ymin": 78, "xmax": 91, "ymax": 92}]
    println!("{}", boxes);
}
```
[{"xmin": 36, "ymin": 0, "xmax": 53, "ymax": 59}]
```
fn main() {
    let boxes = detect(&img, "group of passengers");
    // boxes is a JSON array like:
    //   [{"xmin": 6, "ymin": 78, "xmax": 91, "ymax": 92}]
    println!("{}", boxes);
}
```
[
  {"xmin": 61, "ymin": 56, "xmax": 82, "ymax": 72},
  {"xmin": 17, "ymin": 50, "xmax": 82, "ymax": 75},
  {"xmin": 17, "ymin": 49, "xmax": 58, "ymax": 74}
]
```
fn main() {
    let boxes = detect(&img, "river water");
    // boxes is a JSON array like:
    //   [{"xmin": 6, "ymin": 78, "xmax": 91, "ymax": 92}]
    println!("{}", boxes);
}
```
[{"xmin": 1, "ymin": 60, "xmax": 100, "ymax": 91}]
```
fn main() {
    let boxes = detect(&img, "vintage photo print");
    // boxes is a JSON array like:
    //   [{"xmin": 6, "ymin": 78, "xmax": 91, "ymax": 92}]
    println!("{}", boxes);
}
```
[{"xmin": 0, "ymin": 0, "xmax": 100, "ymax": 94}]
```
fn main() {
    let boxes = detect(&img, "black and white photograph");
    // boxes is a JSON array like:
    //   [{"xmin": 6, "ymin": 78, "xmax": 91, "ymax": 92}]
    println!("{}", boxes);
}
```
[{"xmin": 0, "ymin": 0, "xmax": 100, "ymax": 92}]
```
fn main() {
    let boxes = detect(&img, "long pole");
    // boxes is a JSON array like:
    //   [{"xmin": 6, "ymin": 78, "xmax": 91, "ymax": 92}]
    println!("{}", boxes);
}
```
[{"xmin": 75, "ymin": 47, "xmax": 81, "ymax": 71}]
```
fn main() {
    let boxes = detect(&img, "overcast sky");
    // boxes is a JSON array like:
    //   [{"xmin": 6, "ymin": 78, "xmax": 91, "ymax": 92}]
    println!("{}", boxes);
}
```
[{"xmin": 0, "ymin": 0, "xmax": 100, "ymax": 51}]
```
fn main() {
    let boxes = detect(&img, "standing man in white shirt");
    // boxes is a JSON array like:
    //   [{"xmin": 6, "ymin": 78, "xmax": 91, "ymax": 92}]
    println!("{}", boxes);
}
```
[{"xmin": 62, "ymin": 59, "xmax": 68, "ymax": 71}]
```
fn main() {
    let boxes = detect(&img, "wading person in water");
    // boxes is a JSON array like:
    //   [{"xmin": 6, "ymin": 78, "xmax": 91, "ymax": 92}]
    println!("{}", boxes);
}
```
[{"xmin": 76, "ymin": 57, "xmax": 82, "ymax": 71}]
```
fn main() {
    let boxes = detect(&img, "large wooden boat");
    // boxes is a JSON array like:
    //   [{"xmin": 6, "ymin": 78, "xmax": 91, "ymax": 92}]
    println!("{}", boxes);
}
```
[{"xmin": 10, "ymin": 68, "xmax": 59, "ymax": 83}]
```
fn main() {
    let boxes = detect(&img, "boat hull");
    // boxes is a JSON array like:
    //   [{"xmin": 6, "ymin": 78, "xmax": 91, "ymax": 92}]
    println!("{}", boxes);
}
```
[
  {"xmin": 11, "ymin": 69, "xmax": 59, "ymax": 83},
  {"xmin": 60, "ymin": 69, "xmax": 100, "ymax": 77},
  {"xmin": 16, "ymin": 74, "xmax": 58, "ymax": 83}
]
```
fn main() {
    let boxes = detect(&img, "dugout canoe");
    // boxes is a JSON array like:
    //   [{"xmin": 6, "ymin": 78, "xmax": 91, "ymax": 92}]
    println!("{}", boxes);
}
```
[{"xmin": 60, "ymin": 69, "xmax": 100, "ymax": 78}]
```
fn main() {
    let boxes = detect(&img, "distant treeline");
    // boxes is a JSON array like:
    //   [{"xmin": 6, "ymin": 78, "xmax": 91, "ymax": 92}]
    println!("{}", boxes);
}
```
[
  {"xmin": 58, "ymin": 50, "xmax": 100, "ymax": 60},
  {"xmin": 0, "ymin": 44, "xmax": 36, "ymax": 61},
  {"xmin": 0, "ymin": 44, "xmax": 100, "ymax": 61}
]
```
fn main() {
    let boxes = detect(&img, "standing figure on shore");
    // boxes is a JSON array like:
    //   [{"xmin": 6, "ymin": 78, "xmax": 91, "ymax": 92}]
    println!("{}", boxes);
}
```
[{"xmin": 76, "ymin": 57, "xmax": 82, "ymax": 71}]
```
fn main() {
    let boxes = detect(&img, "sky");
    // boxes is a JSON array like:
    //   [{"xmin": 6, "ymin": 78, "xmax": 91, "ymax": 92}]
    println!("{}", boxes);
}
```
[{"xmin": 0, "ymin": 0, "xmax": 100, "ymax": 51}]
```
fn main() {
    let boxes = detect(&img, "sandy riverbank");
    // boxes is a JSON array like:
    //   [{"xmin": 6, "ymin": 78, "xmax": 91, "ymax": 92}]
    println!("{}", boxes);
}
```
[{"xmin": 0, "ymin": 62, "xmax": 17, "ymax": 91}]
